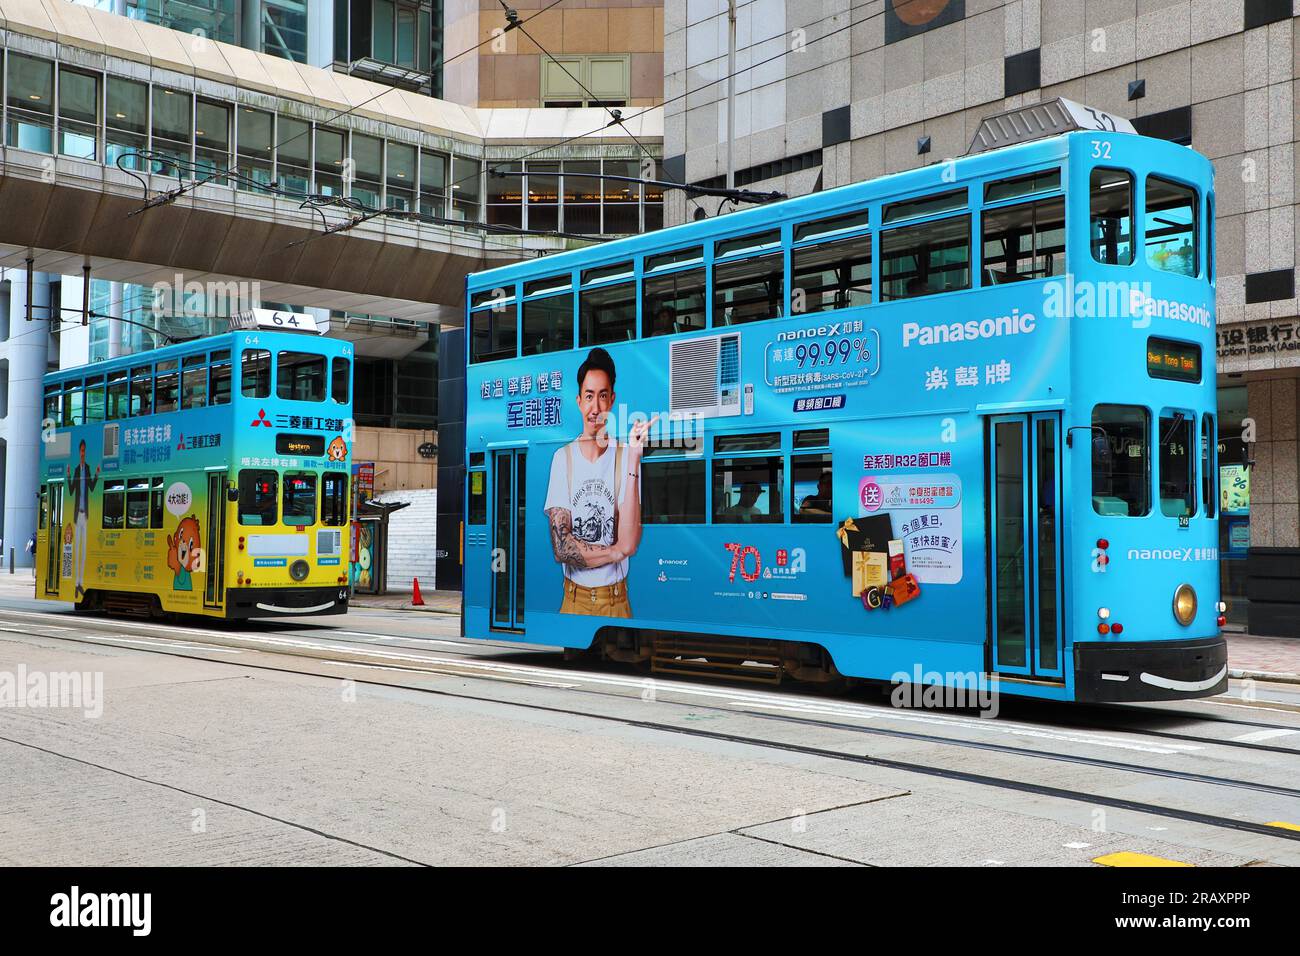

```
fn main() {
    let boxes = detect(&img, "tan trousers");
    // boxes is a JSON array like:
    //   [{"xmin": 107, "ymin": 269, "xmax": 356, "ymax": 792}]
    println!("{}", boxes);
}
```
[{"xmin": 560, "ymin": 577, "xmax": 632, "ymax": 617}]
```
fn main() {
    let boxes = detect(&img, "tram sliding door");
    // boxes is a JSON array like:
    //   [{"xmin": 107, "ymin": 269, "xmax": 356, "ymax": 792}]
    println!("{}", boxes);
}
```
[
  {"xmin": 43, "ymin": 482, "xmax": 64, "ymax": 596},
  {"xmin": 490, "ymin": 449, "xmax": 526, "ymax": 631},
  {"xmin": 203, "ymin": 472, "xmax": 228, "ymax": 611},
  {"xmin": 987, "ymin": 413, "xmax": 1064, "ymax": 680}
]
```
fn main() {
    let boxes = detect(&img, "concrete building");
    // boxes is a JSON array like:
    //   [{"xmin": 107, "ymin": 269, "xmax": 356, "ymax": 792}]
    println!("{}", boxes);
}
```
[
  {"xmin": 661, "ymin": 0, "xmax": 1300, "ymax": 636},
  {"xmin": 0, "ymin": 0, "xmax": 664, "ymax": 582}
]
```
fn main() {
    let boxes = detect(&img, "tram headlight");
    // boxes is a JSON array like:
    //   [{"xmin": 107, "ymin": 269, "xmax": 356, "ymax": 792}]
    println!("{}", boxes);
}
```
[
  {"xmin": 290, "ymin": 559, "xmax": 310, "ymax": 582},
  {"xmin": 1172, "ymin": 584, "xmax": 1197, "ymax": 626}
]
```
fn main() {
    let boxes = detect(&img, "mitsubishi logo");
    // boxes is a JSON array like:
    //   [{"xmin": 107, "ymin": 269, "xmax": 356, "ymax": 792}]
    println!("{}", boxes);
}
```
[{"xmin": 251, "ymin": 409, "xmax": 272, "ymax": 427}]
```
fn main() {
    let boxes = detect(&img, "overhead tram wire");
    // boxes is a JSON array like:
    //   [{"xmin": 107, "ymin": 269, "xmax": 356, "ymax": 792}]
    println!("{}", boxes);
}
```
[
  {"xmin": 1, "ymin": 5, "xmax": 862, "ymax": 314},
  {"xmin": 0, "ymin": 0, "xmax": 580, "ymax": 275},
  {"xmin": 434, "ymin": 11, "xmax": 861, "ymax": 203}
]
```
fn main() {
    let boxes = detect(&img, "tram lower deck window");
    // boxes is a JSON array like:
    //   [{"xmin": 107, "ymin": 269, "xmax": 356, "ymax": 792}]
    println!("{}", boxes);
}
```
[
  {"xmin": 1091, "ymin": 404, "xmax": 1150, "ymax": 517},
  {"xmin": 467, "ymin": 470, "xmax": 487, "ymax": 524},
  {"xmin": 713, "ymin": 456, "xmax": 784, "ymax": 523},
  {"xmin": 239, "ymin": 470, "xmax": 278, "ymax": 526},
  {"xmin": 102, "ymin": 479, "xmax": 125, "ymax": 529},
  {"xmin": 1159, "ymin": 410, "xmax": 1195, "ymax": 518},
  {"xmin": 792, "ymin": 453, "xmax": 833, "ymax": 523},
  {"xmin": 283, "ymin": 473, "xmax": 317, "ymax": 526},
  {"xmin": 322, "ymin": 473, "xmax": 348, "ymax": 526}
]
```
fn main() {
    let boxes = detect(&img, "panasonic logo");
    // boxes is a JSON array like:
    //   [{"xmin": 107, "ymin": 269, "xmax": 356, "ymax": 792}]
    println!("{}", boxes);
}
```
[{"xmin": 902, "ymin": 310, "xmax": 1036, "ymax": 348}]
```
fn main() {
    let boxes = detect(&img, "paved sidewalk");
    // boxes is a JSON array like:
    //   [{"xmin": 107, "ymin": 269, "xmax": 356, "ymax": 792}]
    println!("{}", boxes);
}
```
[{"xmin": 349, "ymin": 588, "xmax": 460, "ymax": 615}]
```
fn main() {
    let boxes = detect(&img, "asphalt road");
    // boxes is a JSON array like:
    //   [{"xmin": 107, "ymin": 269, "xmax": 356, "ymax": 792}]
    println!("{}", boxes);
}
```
[{"xmin": 1, "ymin": 588, "xmax": 1298, "ymax": 867}]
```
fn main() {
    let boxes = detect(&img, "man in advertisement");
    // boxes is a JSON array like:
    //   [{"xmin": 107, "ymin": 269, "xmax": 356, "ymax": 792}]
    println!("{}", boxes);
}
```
[
  {"xmin": 544, "ymin": 347, "xmax": 655, "ymax": 616},
  {"xmin": 65, "ymin": 439, "xmax": 99, "ymax": 601}
]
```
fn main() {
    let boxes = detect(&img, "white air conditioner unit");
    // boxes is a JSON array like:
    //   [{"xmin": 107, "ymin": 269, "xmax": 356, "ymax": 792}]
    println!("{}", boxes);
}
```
[
  {"xmin": 669, "ymin": 332, "xmax": 741, "ymax": 419},
  {"xmin": 317, "ymin": 528, "xmax": 343, "ymax": 558},
  {"xmin": 102, "ymin": 423, "xmax": 120, "ymax": 459}
]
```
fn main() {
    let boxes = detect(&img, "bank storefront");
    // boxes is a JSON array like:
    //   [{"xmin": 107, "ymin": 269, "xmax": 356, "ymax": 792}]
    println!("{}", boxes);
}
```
[{"xmin": 1217, "ymin": 318, "xmax": 1300, "ymax": 638}]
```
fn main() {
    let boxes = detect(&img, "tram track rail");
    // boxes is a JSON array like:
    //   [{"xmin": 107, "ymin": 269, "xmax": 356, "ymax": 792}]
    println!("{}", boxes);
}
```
[{"xmin": 3, "ymin": 613, "xmax": 1299, "ymax": 848}]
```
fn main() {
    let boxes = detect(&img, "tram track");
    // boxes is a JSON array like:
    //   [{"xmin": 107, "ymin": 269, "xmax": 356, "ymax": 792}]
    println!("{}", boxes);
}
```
[{"xmin": 3, "ymin": 613, "xmax": 1299, "ymax": 848}]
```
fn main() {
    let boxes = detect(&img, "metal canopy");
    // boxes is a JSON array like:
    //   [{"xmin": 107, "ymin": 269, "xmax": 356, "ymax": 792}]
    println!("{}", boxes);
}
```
[{"xmin": 967, "ymin": 98, "xmax": 1138, "ymax": 155}]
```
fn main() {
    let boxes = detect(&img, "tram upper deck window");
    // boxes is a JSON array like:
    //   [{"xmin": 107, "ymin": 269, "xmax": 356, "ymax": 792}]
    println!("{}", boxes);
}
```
[
  {"xmin": 1090, "ymin": 168, "xmax": 1134, "ymax": 265},
  {"xmin": 1159, "ymin": 410, "xmax": 1195, "ymax": 518},
  {"xmin": 154, "ymin": 361, "xmax": 179, "ymax": 414},
  {"xmin": 278, "ymin": 351, "xmax": 326, "ymax": 402},
  {"xmin": 210, "ymin": 350, "xmax": 232, "ymax": 405},
  {"xmin": 984, "ymin": 169, "xmax": 1061, "ymax": 204},
  {"xmin": 981, "ymin": 196, "xmax": 1065, "ymax": 283},
  {"xmin": 1091, "ymin": 404, "xmax": 1150, "ymax": 517},
  {"xmin": 62, "ymin": 380, "xmax": 83, "ymax": 427},
  {"xmin": 43, "ymin": 383, "xmax": 60, "ymax": 424},
  {"xmin": 181, "ymin": 354, "xmax": 208, "ymax": 409},
  {"xmin": 130, "ymin": 365, "xmax": 153, "ymax": 416},
  {"xmin": 84, "ymin": 375, "xmax": 105, "ymax": 423},
  {"xmin": 644, "ymin": 248, "xmax": 706, "ymax": 337},
  {"xmin": 107, "ymin": 371, "xmax": 128, "ymax": 420},
  {"xmin": 880, "ymin": 214, "xmax": 971, "ymax": 300},
  {"xmin": 580, "ymin": 262, "xmax": 637, "ymax": 346},
  {"xmin": 331, "ymin": 357, "xmax": 350, "ymax": 404},
  {"xmin": 792, "ymin": 211, "xmax": 872, "ymax": 314},
  {"xmin": 238, "ymin": 469, "xmax": 278, "ymax": 526},
  {"xmin": 1145, "ymin": 175, "xmax": 1197, "ymax": 277},
  {"xmin": 283, "ymin": 472, "xmax": 317, "ymax": 526},
  {"xmin": 523, "ymin": 276, "xmax": 575, "ymax": 355},
  {"xmin": 242, "ymin": 349, "xmax": 270, "ymax": 398},
  {"xmin": 469, "ymin": 287, "xmax": 518, "ymax": 363},
  {"xmin": 713, "ymin": 455, "xmax": 784, "ymax": 523},
  {"xmin": 714, "ymin": 231, "xmax": 784, "ymax": 325}
]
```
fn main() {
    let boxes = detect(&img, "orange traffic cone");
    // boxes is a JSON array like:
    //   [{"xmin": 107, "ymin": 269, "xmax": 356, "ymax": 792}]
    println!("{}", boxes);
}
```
[{"xmin": 412, "ymin": 577, "xmax": 425, "ymax": 606}]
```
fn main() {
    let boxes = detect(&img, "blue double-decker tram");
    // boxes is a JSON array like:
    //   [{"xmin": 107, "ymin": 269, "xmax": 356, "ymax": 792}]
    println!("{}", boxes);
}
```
[{"xmin": 460, "ymin": 99, "xmax": 1225, "ymax": 702}]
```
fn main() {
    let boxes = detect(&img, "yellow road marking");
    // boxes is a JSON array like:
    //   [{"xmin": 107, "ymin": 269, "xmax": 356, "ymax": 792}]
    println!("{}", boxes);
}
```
[
  {"xmin": 1092, "ymin": 851, "xmax": 1192, "ymax": 867},
  {"xmin": 1266, "ymin": 821, "xmax": 1300, "ymax": 832}
]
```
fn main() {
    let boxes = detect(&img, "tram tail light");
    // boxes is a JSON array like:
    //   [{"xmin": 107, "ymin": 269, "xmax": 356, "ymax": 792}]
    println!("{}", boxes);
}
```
[
  {"xmin": 1217, "ymin": 615, "xmax": 1227, "ymax": 627},
  {"xmin": 238, "ymin": 536, "xmax": 245, "ymax": 552},
  {"xmin": 1097, "ymin": 607, "xmax": 1111, "ymax": 620},
  {"xmin": 1097, "ymin": 623, "xmax": 1110, "ymax": 634},
  {"xmin": 1111, "ymin": 623, "xmax": 1124, "ymax": 635}
]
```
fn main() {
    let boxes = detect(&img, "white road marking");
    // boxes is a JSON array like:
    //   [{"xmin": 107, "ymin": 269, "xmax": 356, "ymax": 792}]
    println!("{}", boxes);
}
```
[
  {"xmin": 88, "ymin": 635, "xmax": 243, "ymax": 654},
  {"xmin": 1232, "ymin": 727, "xmax": 1300, "ymax": 744},
  {"xmin": 1063, "ymin": 842, "xmax": 1091, "ymax": 849}
]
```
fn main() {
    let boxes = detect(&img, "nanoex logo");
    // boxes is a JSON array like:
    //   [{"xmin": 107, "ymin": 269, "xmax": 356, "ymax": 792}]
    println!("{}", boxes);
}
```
[{"xmin": 902, "ymin": 309, "xmax": 1036, "ymax": 347}]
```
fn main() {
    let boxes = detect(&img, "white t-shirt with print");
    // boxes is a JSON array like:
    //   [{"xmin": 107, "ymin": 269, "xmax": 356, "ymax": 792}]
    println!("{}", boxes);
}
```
[{"xmin": 544, "ymin": 438, "xmax": 637, "ymax": 588}]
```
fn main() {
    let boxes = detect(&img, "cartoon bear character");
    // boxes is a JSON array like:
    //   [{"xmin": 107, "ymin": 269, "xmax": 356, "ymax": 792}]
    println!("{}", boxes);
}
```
[
  {"xmin": 327, "ymin": 436, "xmax": 348, "ymax": 462},
  {"xmin": 167, "ymin": 515, "xmax": 202, "ymax": 592}
]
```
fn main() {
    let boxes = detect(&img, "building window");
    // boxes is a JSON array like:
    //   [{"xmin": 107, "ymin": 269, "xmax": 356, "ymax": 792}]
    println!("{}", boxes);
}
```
[
  {"xmin": 387, "ymin": 142, "xmax": 416, "ymax": 211},
  {"xmin": 151, "ymin": 86, "xmax": 192, "ymax": 173},
  {"xmin": 541, "ymin": 55, "xmax": 630, "ymax": 106},
  {"xmin": 451, "ymin": 156, "xmax": 481, "ymax": 221},
  {"xmin": 6, "ymin": 54, "xmax": 54, "ymax": 153},
  {"xmin": 58, "ymin": 68, "xmax": 100, "ymax": 161},
  {"xmin": 237, "ymin": 107, "xmax": 274, "ymax": 191},
  {"xmin": 195, "ymin": 99, "xmax": 232, "ymax": 179},
  {"xmin": 315, "ymin": 127, "xmax": 346, "ymax": 196},
  {"xmin": 277, "ymin": 116, "xmax": 312, "ymax": 195},
  {"xmin": 105, "ymin": 77, "xmax": 148, "ymax": 171},
  {"xmin": 419, "ymin": 149, "xmax": 448, "ymax": 216},
  {"xmin": 527, "ymin": 162, "xmax": 559, "ymax": 232},
  {"xmin": 351, "ymin": 133, "xmax": 384, "ymax": 206},
  {"xmin": 563, "ymin": 161, "xmax": 602, "ymax": 234},
  {"xmin": 487, "ymin": 161, "xmax": 522, "ymax": 229},
  {"xmin": 262, "ymin": 0, "xmax": 309, "ymax": 63}
]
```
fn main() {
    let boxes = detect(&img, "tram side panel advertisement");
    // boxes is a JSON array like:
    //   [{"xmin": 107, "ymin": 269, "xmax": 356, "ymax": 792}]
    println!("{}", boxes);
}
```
[
  {"xmin": 471, "ymin": 290, "xmax": 1063, "ymax": 648},
  {"xmin": 43, "ymin": 415, "xmax": 222, "ymax": 613}
]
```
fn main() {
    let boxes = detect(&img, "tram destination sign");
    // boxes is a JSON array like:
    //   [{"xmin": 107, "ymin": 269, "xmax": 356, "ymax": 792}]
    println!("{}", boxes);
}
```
[{"xmin": 229, "ymin": 309, "xmax": 322, "ymax": 334}]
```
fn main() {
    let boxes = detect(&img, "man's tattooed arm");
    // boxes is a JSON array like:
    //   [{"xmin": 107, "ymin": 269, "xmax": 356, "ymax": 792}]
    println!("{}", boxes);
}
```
[{"xmin": 546, "ymin": 507, "xmax": 619, "ymax": 570}]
